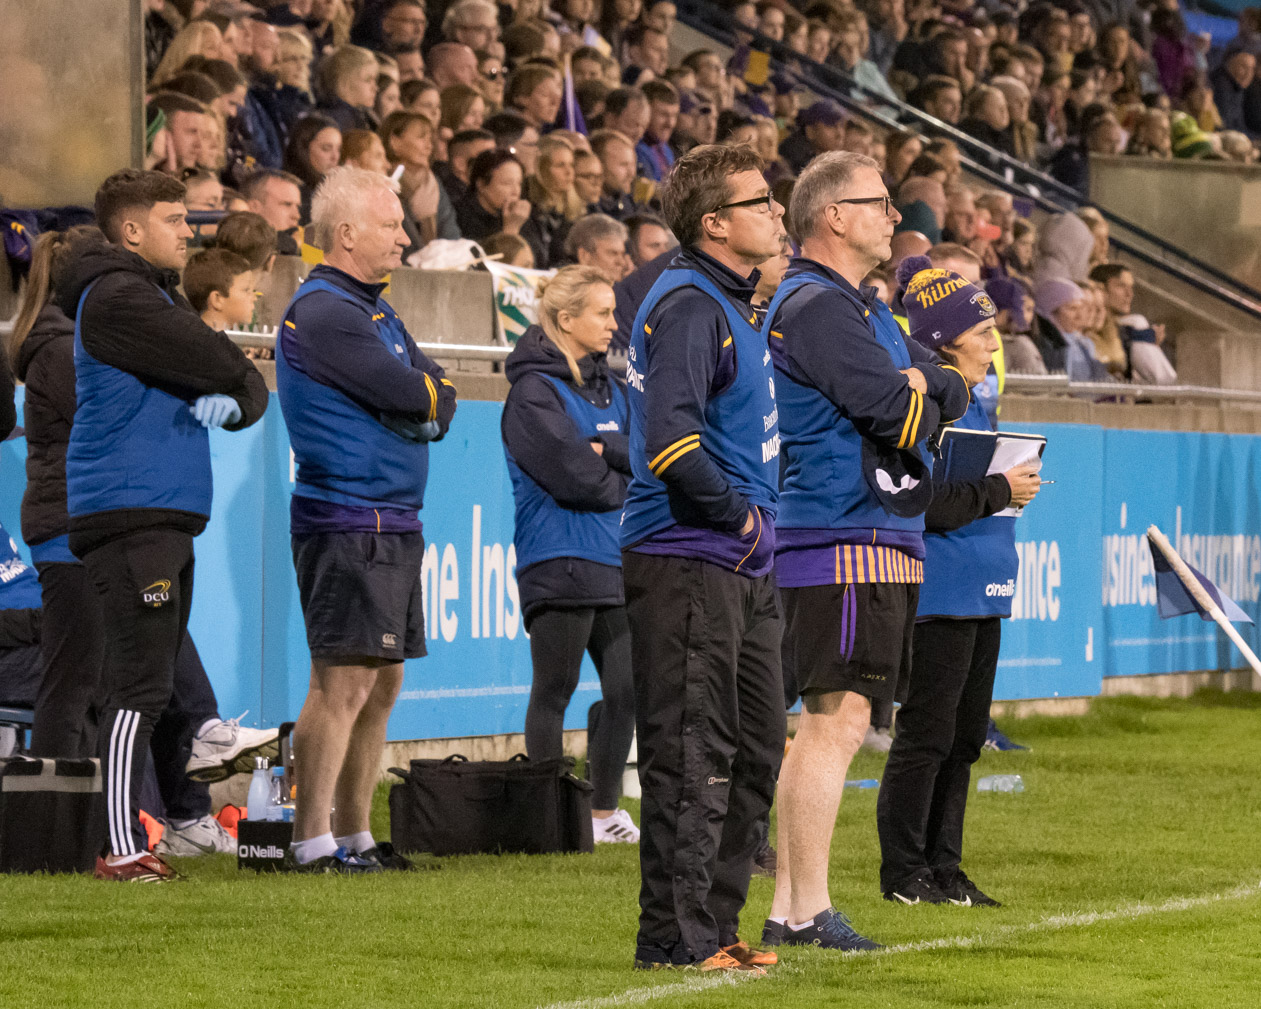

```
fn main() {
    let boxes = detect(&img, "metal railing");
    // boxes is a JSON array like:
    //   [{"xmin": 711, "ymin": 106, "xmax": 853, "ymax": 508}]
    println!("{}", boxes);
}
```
[
  {"xmin": 675, "ymin": 0, "xmax": 1261, "ymax": 321},
  {"xmin": 226, "ymin": 327, "xmax": 511, "ymax": 362},
  {"xmin": 1004, "ymin": 372, "xmax": 1261, "ymax": 404}
]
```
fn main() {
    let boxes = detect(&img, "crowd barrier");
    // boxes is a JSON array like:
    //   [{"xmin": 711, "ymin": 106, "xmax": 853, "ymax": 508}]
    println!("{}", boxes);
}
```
[{"xmin": 1, "ymin": 390, "xmax": 1258, "ymax": 740}]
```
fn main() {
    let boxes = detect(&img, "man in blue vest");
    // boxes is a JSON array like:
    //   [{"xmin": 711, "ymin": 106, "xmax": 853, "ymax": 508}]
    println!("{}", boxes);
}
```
[
  {"xmin": 622, "ymin": 145, "xmax": 786, "ymax": 974},
  {"xmin": 277, "ymin": 166, "xmax": 457, "ymax": 873},
  {"xmin": 59, "ymin": 169, "xmax": 269, "ymax": 882},
  {"xmin": 762, "ymin": 152, "xmax": 971, "ymax": 947}
]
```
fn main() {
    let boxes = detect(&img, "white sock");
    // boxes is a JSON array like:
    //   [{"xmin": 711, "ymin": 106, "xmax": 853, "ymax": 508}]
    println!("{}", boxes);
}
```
[
  {"xmin": 195, "ymin": 718, "xmax": 220, "ymax": 738},
  {"xmin": 789, "ymin": 918, "xmax": 815, "ymax": 930},
  {"xmin": 108, "ymin": 851, "xmax": 147, "ymax": 865},
  {"xmin": 170, "ymin": 817, "xmax": 201, "ymax": 830},
  {"xmin": 291, "ymin": 833, "xmax": 338, "ymax": 864},
  {"xmin": 334, "ymin": 831, "xmax": 375, "ymax": 854},
  {"xmin": 768, "ymin": 916, "xmax": 788, "ymax": 925}
]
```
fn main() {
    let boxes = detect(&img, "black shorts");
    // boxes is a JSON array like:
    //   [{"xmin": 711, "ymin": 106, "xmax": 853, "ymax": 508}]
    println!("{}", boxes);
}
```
[
  {"xmin": 292, "ymin": 531, "xmax": 427, "ymax": 662},
  {"xmin": 781, "ymin": 582, "xmax": 918, "ymax": 704}
]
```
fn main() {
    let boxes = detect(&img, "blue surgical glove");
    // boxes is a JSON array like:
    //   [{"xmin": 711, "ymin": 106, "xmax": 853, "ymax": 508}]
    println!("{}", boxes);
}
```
[
  {"xmin": 191, "ymin": 394, "xmax": 242, "ymax": 429},
  {"xmin": 417, "ymin": 420, "xmax": 441, "ymax": 442}
]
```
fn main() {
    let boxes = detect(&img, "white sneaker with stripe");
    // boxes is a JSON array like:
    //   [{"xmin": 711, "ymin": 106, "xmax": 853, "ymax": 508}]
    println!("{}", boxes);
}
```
[{"xmin": 592, "ymin": 808, "xmax": 640, "ymax": 844}]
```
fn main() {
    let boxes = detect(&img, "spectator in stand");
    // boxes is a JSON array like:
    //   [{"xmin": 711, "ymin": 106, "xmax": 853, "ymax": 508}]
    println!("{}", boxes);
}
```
[
  {"xmin": 1075, "ymin": 206, "xmax": 1110, "ymax": 270},
  {"xmin": 477, "ymin": 50, "xmax": 508, "ymax": 109},
  {"xmin": 443, "ymin": 0, "xmax": 500, "ymax": 52},
  {"xmin": 440, "ymin": 84, "xmax": 487, "ymax": 135},
  {"xmin": 603, "ymin": 88, "xmax": 652, "ymax": 147},
  {"xmin": 564, "ymin": 213, "xmax": 631, "ymax": 281},
  {"xmin": 638, "ymin": 80, "xmax": 680, "ymax": 182},
  {"xmin": 528, "ymin": 135, "xmax": 586, "ymax": 267},
  {"xmin": 842, "ymin": 118, "xmax": 876, "ymax": 157},
  {"xmin": 942, "ymin": 185, "xmax": 980, "ymax": 246},
  {"xmin": 501, "ymin": 265, "xmax": 638, "ymax": 844},
  {"xmin": 258, "ymin": 27, "xmax": 316, "ymax": 139},
  {"xmin": 437, "ymin": 128, "xmax": 496, "ymax": 202},
  {"xmin": 377, "ymin": 0, "xmax": 428, "ymax": 51},
  {"xmin": 430, "ymin": 43, "xmax": 481, "ymax": 90},
  {"xmin": 341, "ymin": 129, "xmax": 391, "ymax": 173},
  {"xmin": 1079, "ymin": 278, "xmax": 1128, "ymax": 378},
  {"xmin": 401, "ymin": 78, "xmax": 442, "ymax": 124},
  {"xmin": 151, "ymin": 20, "xmax": 225, "ymax": 90},
  {"xmin": 623, "ymin": 24, "xmax": 670, "ymax": 86},
  {"xmin": 214, "ymin": 212, "xmax": 279, "ymax": 297},
  {"xmin": 482, "ymin": 232, "xmax": 536, "ymax": 267},
  {"xmin": 306, "ymin": 0, "xmax": 353, "ymax": 50},
  {"xmin": 1151, "ymin": 8, "xmax": 1197, "ymax": 101},
  {"xmin": 484, "ymin": 111, "xmax": 542, "ymax": 174},
  {"xmin": 380, "ymin": 111, "xmax": 461, "ymax": 251},
  {"xmin": 506, "ymin": 65, "xmax": 564, "ymax": 132},
  {"xmin": 600, "ymin": 0, "xmax": 643, "ymax": 61},
  {"xmin": 284, "ymin": 115, "xmax": 343, "ymax": 224},
  {"xmin": 1049, "ymin": 109, "xmax": 1124, "ymax": 193},
  {"xmin": 1212, "ymin": 48, "xmax": 1257, "ymax": 138},
  {"xmin": 573, "ymin": 148, "xmax": 607, "ymax": 210},
  {"xmin": 883, "ymin": 130, "xmax": 924, "ymax": 186},
  {"xmin": 717, "ymin": 112, "xmax": 758, "ymax": 148},
  {"xmin": 1004, "ymin": 218, "xmax": 1037, "ymax": 281},
  {"xmin": 1034, "ymin": 210, "xmax": 1094, "ymax": 286},
  {"xmin": 992, "ymin": 76, "xmax": 1039, "ymax": 163},
  {"xmin": 674, "ymin": 90, "xmax": 718, "ymax": 153},
  {"xmin": 1090, "ymin": 263, "xmax": 1178, "ymax": 384},
  {"xmin": 959, "ymin": 85, "xmax": 1013, "ymax": 154},
  {"xmin": 987, "ymin": 275, "xmax": 1046, "ymax": 375},
  {"xmin": 894, "ymin": 177, "xmax": 945, "ymax": 244},
  {"xmin": 1034, "ymin": 278, "xmax": 1110, "ymax": 380},
  {"xmin": 456, "ymin": 148, "xmax": 540, "ymax": 251},
  {"xmin": 904, "ymin": 153, "xmax": 948, "ymax": 187},
  {"xmin": 1219, "ymin": 130, "xmax": 1256, "ymax": 162},
  {"xmin": 148, "ymin": 92, "xmax": 215, "ymax": 173},
  {"xmin": 316, "ymin": 45, "xmax": 381, "ymax": 132},
  {"xmin": 1126, "ymin": 106, "xmax": 1171, "ymax": 157},
  {"xmin": 910, "ymin": 75, "xmax": 963, "ymax": 126},
  {"xmin": 571, "ymin": 46, "xmax": 609, "ymax": 86},
  {"xmin": 831, "ymin": 10, "xmax": 901, "ymax": 104},
  {"xmin": 807, "ymin": 21, "xmax": 834, "ymax": 65},
  {"xmin": 626, "ymin": 213, "xmax": 675, "ymax": 267},
  {"xmin": 390, "ymin": 47, "xmax": 426, "ymax": 84},
  {"xmin": 242, "ymin": 168, "xmax": 305, "ymax": 254},
  {"xmin": 779, "ymin": 99, "xmax": 847, "ymax": 174},
  {"xmin": 682, "ymin": 49, "xmax": 726, "ymax": 101},
  {"xmin": 591, "ymin": 129, "xmax": 646, "ymax": 220}
]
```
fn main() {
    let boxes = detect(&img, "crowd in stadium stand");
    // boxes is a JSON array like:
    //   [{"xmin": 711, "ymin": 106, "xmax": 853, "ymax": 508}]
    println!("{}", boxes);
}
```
[{"xmin": 130, "ymin": 0, "xmax": 1218, "ymax": 383}]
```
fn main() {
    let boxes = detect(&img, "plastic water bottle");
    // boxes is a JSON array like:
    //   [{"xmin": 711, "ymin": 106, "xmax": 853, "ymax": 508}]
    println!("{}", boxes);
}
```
[
  {"xmin": 845, "ymin": 779, "xmax": 880, "ymax": 789},
  {"xmin": 246, "ymin": 756, "xmax": 271, "ymax": 819},
  {"xmin": 265, "ymin": 766, "xmax": 287, "ymax": 821},
  {"xmin": 976, "ymin": 774, "xmax": 1024, "ymax": 793}
]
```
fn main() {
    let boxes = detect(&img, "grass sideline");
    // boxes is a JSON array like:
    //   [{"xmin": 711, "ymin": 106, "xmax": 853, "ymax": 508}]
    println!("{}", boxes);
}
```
[{"xmin": 3, "ymin": 691, "xmax": 1261, "ymax": 1009}]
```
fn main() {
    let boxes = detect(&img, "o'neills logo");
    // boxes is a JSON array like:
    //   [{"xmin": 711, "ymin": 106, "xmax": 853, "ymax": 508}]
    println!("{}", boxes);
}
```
[
  {"xmin": 239, "ymin": 844, "xmax": 285, "ymax": 859},
  {"xmin": 142, "ymin": 580, "xmax": 171, "ymax": 607}
]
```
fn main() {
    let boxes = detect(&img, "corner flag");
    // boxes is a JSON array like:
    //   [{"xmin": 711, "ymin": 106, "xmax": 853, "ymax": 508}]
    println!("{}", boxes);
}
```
[{"xmin": 1150, "ymin": 543, "xmax": 1253, "ymax": 624}]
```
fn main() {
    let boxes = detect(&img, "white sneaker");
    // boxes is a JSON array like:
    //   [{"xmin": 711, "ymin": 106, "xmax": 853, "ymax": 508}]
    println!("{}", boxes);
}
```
[
  {"xmin": 155, "ymin": 814, "xmax": 235, "ymax": 856},
  {"xmin": 862, "ymin": 726, "xmax": 893, "ymax": 752},
  {"xmin": 593, "ymin": 808, "xmax": 640, "ymax": 844},
  {"xmin": 186, "ymin": 713, "xmax": 281, "ymax": 782}
]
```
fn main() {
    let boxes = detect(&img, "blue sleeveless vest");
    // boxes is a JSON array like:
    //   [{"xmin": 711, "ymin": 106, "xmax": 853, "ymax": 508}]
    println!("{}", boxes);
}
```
[
  {"xmin": 918, "ymin": 397, "xmax": 1019, "ymax": 618},
  {"xmin": 621, "ymin": 267, "xmax": 780, "ymax": 547},
  {"xmin": 765, "ymin": 270, "xmax": 926, "ymax": 535},
  {"xmin": 0, "ymin": 528, "xmax": 43, "ymax": 611},
  {"xmin": 67, "ymin": 280, "xmax": 213, "ymax": 519},
  {"xmin": 506, "ymin": 374, "xmax": 627, "ymax": 570},
  {"xmin": 276, "ymin": 277, "xmax": 431, "ymax": 513}
]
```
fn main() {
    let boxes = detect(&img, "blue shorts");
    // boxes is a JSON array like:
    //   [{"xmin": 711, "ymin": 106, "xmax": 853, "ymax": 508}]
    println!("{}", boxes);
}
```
[{"xmin": 292, "ymin": 531, "xmax": 427, "ymax": 662}]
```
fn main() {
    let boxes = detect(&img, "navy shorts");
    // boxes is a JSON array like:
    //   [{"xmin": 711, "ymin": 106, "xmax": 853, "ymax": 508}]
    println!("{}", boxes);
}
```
[
  {"xmin": 781, "ymin": 581, "xmax": 918, "ymax": 704},
  {"xmin": 292, "ymin": 531, "xmax": 427, "ymax": 662}
]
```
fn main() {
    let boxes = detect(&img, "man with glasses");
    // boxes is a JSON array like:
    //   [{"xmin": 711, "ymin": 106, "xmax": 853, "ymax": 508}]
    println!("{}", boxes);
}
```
[
  {"xmin": 442, "ymin": 0, "xmax": 500, "ymax": 51},
  {"xmin": 761, "ymin": 152, "xmax": 970, "ymax": 949},
  {"xmin": 380, "ymin": 0, "xmax": 427, "ymax": 50},
  {"xmin": 621, "ymin": 145, "xmax": 787, "ymax": 975}
]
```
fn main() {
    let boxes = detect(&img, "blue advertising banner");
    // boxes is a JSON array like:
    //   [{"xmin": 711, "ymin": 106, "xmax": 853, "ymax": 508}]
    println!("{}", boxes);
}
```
[{"xmin": 1, "ymin": 389, "xmax": 1257, "ymax": 739}]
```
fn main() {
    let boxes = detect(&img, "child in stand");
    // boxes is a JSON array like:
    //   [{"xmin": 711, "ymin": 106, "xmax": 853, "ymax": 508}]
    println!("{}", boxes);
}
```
[{"xmin": 184, "ymin": 248, "xmax": 259, "ymax": 335}]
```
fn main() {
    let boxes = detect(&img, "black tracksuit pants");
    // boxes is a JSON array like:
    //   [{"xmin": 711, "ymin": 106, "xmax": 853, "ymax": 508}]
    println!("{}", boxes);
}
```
[
  {"xmin": 81, "ymin": 529, "xmax": 197, "ymax": 856},
  {"xmin": 876, "ymin": 617, "xmax": 1001, "ymax": 891},
  {"xmin": 623, "ymin": 551, "xmax": 785, "ymax": 965},
  {"xmin": 524, "ymin": 605, "xmax": 635, "ymax": 811}
]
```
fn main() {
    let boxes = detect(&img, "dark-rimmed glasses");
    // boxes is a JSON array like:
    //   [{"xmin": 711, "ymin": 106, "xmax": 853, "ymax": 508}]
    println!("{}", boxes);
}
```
[
  {"xmin": 835, "ymin": 195, "xmax": 894, "ymax": 216},
  {"xmin": 712, "ymin": 193, "xmax": 774, "ymax": 214}
]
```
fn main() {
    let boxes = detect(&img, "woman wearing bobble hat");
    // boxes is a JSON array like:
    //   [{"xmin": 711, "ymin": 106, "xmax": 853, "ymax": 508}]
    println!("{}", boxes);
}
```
[
  {"xmin": 875, "ymin": 255, "xmax": 1042, "ymax": 909},
  {"xmin": 500, "ymin": 265, "xmax": 640, "ymax": 845}
]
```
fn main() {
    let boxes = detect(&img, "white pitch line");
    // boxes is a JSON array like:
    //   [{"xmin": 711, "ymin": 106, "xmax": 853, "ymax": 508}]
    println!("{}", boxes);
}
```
[{"xmin": 536, "ymin": 881, "xmax": 1261, "ymax": 1009}]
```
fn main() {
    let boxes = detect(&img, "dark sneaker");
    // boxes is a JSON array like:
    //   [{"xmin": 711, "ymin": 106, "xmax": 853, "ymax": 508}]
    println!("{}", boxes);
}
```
[
  {"xmin": 284, "ymin": 845, "xmax": 382, "ymax": 874},
  {"xmin": 752, "ymin": 841, "xmax": 777, "ymax": 877},
  {"xmin": 94, "ymin": 852, "xmax": 181, "ymax": 882},
  {"xmin": 883, "ymin": 872, "xmax": 951, "ymax": 905},
  {"xmin": 983, "ymin": 719, "xmax": 1029, "ymax": 752},
  {"xmin": 722, "ymin": 940, "xmax": 777, "ymax": 966},
  {"xmin": 783, "ymin": 907, "xmax": 883, "ymax": 951},
  {"xmin": 761, "ymin": 918, "xmax": 787, "ymax": 947},
  {"xmin": 360, "ymin": 841, "xmax": 419, "ymax": 871},
  {"xmin": 934, "ymin": 867, "xmax": 1001, "ymax": 907}
]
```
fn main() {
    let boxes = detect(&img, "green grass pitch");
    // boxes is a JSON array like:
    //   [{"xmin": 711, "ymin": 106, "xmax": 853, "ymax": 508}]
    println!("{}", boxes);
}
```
[{"xmin": 3, "ymin": 691, "xmax": 1260, "ymax": 1008}]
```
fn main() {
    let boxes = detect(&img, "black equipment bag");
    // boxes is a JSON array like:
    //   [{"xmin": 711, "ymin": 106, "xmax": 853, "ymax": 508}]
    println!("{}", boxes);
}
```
[
  {"xmin": 388, "ymin": 754, "xmax": 594, "ymax": 856},
  {"xmin": 0, "ymin": 756, "xmax": 106, "ymax": 873}
]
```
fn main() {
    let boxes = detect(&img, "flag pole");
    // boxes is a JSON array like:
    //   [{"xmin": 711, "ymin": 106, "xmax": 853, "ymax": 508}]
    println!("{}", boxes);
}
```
[{"xmin": 1146, "ymin": 524, "xmax": 1261, "ymax": 687}]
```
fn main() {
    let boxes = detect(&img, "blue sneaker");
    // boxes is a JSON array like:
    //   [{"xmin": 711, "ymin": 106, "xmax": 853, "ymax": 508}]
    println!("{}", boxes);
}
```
[
  {"xmin": 984, "ymin": 719, "xmax": 1029, "ymax": 752},
  {"xmin": 761, "ymin": 918, "xmax": 787, "ymax": 947},
  {"xmin": 783, "ymin": 908, "xmax": 883, "ymax": 951},
  {"xmin": 284, "ymin": 845, "xmax": 382, "ymax": 874}
]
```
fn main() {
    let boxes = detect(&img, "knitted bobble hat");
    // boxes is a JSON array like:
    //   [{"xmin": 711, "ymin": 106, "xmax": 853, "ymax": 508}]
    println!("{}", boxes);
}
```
[{"xmin": 896, "ymin": 255, "xmax": 996, "ymax": 351}]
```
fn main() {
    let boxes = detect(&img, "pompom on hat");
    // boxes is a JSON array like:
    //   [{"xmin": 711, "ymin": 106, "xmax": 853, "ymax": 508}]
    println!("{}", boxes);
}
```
[{"xmin": 895, "ymin": 255, "xmax": 997, "ymax": 351}]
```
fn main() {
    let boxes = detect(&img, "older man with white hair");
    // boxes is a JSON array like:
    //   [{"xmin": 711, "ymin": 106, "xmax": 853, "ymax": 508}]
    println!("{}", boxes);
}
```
[
  {"xmin": 277, "ymin": 166, "xmax": 458, "ymax": 873},
  {"xmin": 565, "ymin": 213, "xmax": 631, "ymax": 281}
]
